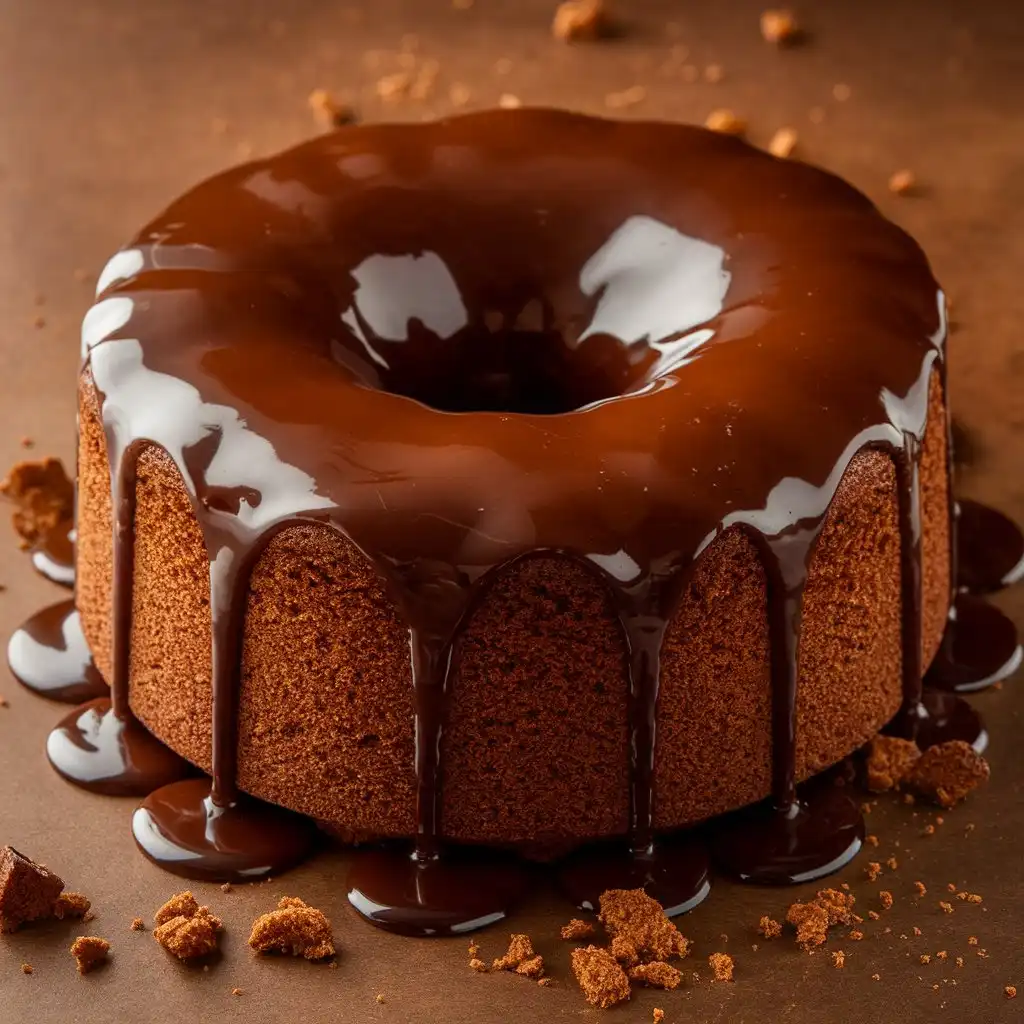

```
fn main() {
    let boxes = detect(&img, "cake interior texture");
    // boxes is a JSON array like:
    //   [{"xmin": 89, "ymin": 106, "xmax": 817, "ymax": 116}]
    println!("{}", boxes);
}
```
[{"xmin": 76, "ymin": 369, "xmax": 950, "ymax": 854}]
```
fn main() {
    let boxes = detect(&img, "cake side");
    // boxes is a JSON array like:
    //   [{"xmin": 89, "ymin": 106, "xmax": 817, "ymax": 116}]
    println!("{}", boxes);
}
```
[{"xmin": 76, "ymin": 368, "xmax": 949, "ymax": 847}]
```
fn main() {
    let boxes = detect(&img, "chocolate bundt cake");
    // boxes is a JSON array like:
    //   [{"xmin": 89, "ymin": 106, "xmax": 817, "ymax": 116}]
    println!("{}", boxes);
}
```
[{"xmin": 74, "ymin": 109, "xmax": 955, "ymax": 905}]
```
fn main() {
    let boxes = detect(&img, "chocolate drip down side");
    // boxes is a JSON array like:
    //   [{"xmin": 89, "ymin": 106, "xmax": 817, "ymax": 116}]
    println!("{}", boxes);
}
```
[{"xmin": 78, "ymin": 110, "xmax": 966, "ymax": 911}]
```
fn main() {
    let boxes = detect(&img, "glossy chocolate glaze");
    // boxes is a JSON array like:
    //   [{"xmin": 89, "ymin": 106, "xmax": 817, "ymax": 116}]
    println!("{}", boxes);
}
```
[
  {"xmin": 71, "ymin": 109, "xmax": 999, "ymax": 928},
  {"xmin": 30, "ymin": 518, "xmax": 75, "ymax": 588}
]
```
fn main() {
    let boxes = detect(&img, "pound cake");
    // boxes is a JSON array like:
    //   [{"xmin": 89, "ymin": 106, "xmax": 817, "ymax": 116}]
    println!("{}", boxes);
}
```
[{"xmin": 67, "ymin": 109, "xmax": 964, "ymax": 926}]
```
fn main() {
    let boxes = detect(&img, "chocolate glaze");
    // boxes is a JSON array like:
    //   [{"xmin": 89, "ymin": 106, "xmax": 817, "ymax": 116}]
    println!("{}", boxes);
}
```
[
  {"xmin": 7, "ymin": 599, "xmax": 107, "ymax": 703},
  {"xmin": 955, "ymin": 499, "xmax": 1024, "ymax": 595},
  {"xmin": 76, "ymin": 109, "xmax": 986, "ymax": 924},
  {"xmin": 30, "ymin": 518, "xmax": 75, "ymax": 588},
  {"xmin": 925, "ymin": 594, "xmax": 1022, "ymax": 693},
  {"xmin": 46, "ymin": 696, "xmax": 192, "ymax": 796}
]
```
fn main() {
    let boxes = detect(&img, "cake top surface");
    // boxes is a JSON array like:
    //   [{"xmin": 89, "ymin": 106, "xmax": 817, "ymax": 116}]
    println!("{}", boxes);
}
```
[{"xmin": 83, "ymin": 108, "xmax": 943, "ymax": 591}]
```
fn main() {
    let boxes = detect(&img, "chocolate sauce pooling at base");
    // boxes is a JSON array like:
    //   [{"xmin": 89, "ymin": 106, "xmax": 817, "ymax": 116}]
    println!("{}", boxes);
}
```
[
  {"xmin": 347, "ymin": 847, "xmax": 531, "ymax": 937},
  {"xmin": 558, "ymin": 836, "xmax": 710, "ymax": 916},
  {"xmin": 955, "ymin": 499, "xmax": 1024, "ymax": 595},
  {"xmin": 132, "ymin": 778, "xmax": 316, "ymax": 882},
  {"xmin": 30, "ymin": 518, "xmax": 75, "ymax": 588},
  {"xmin": 7, "ymin": 600, "xmax": 107, "ymax": 704},
  {"xmin": 78, "ymin": 109, "xmax": 999, "ymax": 917},
  {"xmin": 46, "ymin": 697, "xmax": 192, "ymax": 795},
  {"xmin": 888, "ymin": 687, "xmax": 988, "ymax": 754},
  {"xmin": 925, "ymin": 595, "xmax": 1022, "ymax": 694}
]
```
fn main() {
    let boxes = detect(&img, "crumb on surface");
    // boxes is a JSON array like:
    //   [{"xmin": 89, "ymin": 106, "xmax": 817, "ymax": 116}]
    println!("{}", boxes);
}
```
[
  {"xmin": 70, "ymin": 936, "xmax": 109, "ymax": 974},
  {"xmin": 232, "ymin": 988, "xmax": 243, "ymax": 997},
  {"xmin": 53, "ymin": 892, "xmax": 91, "ymax": 921},
  {"xmin": 653, "ymin": 1010, "xmax": 665, "ymax": 1024},
  {"xmin": 709, "ymin": 952, "xmax": 734, "ymax": 981},
  {"xmin": 759, "ymin": 915, "xmax": 782, "ymax": 939},
  {"xmin": 552, "ymin": 0, "xmax": 609, "ymax": 43},
  {"xmin": 888, "ymin": 169, "xmax": 918, "ymax": 196},
  {"xmin": 768, "ymin": 127, "xmax": 797, "ymax": 158},
  {"xmin": 0, "ymin": 459, "xmax": 74, "ymax": 548},
  {"xmin": 880, "ymin": 891, "xmax": 894, "ymax": 910},
  {"xmin": 908, "ymin": 742, "xmax": 989, "ymax": 808},
  {"xmin": 561, "ymin": 918, "xmax": 596, "ymax": 941},
  {"xmin": 153, "ymin": 892, "xmax": 222, "ymax": 961},
  {"xmin": 915, "ymin": 882, "xmax": 927, "ymax": 896},
  {"xmin": 886, "ymin": 857, "xmax": 899, "ymax": 871},
  {"xmin": 1007, "ymin": 986, "xmax": 1018, "ymax": 999},
  {"xmin": 375, "ymin": 993, "xmax": 385, "ymax": 1004},
  {"xmin": 307, "ymin": 88, "xmax": 356, "ymax": 128},
  {"xmin": 787, "ymin": 889, "xmax": 855, "ymax": 950},
  {"xmin": 538, "ymin": 976, "xmax": 554, "ymax": 987},
  {"xmin": 21, "ymin": 963, "xmax": 33, "ymax": 974},
  {"xmin": 705, "ymin": 109, "xmax": 746, "ymax": 135},
  {"xmin": 849, "ymin": 930, "xmax": 864, "ymax": 941},
  {"xmin": 940, "ymin": 902, "xmax": 954, "ymax": 914},
  {"xmin": 611, "ymin": 934, "xmax": 640, "ymax": 966},
  {"xmin": 760, "ymin": 8, "xmax": 799, "ymax": 45},
  {"xmin": 629, "ymin": 961, "xmax": 682, "ymax": 990},
  {"xmin": 516, "ymin": 955, "xmax": 545, "ymax": 979},
  {"xmin": 0, "ymin": 846, "xmax": 66, "ymax": 933},
  {"xmin": 598, "ymin": 889, "xmax": 689, "ymax": 961},
  {"xmin": 832, "ymin": 950, "xmax": 846, "ymax": 969},
  {"xmin": 571, "ymin": 945, "xmax": 631, "ymax": 1009},
  {"xmin": 130, "ymin": 917, "xmax": 144, "ymax": 931},
  {"xmin": 865, "ymin": 735, "xmax": 921, "ymax": 792},
  {"xmin": 492, "ymin": 933, "xmax": 535, "ymax": 971},
  {"xmin": 866, "ymin": 835, "xmax": 879, "ymax": 847},
  {"xmin": 865, "ymin": 862, "xmax": 883, "ymax": 882},
  {"xmin": 469, "ymin": 958, "xmax": 488, "ymax": 973},
  {"xmin": 221, "ymin": 883, "xmax": 232, "ymax": 893},
  {"xmin": 248, "ymin": 896, "xmax": 334, "ymax": 960}
]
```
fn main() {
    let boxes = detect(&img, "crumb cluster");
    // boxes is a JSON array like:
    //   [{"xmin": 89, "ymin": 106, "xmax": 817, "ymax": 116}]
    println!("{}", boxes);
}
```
[
  {"xmin": 153, "ymin": 891, "xmax": 222, "ymax": 960},
  {"xmin": 248, "ymin": 896, "xmax": 335, "ymax": 960}
]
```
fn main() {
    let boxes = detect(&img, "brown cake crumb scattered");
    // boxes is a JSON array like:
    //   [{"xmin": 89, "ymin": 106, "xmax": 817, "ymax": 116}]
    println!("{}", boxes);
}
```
[
  {"xmin": 53, "ymin": 892, "xmax": 91, "ymax": 921},
  {"xmin": 759, "ymin": 916, "xmax": 782, "ymax": 939},
  {"xmin": 936, "ymin": 950, "xmax": 948, "ymax": 961},
  {"xmin": 880, "ymin": 891, "xmax": 894, "ymax": 910},
  {"xmin": 0, "ymin": 846, "xmax": 66, "ymax": 933},
  {"xmin": 571, "ymin": 946, "xmax": 631, "ymax": 1009},
  {"xmin": 599, "ymin": 889, "xmax": 689, "ymax": 962},
  {"xmin": 921, "ymin": 954, "xmax": 932, "ymax": 964},
  {"xmin": 561, "ymin": 918, "xmax": 596, "ymax": 941},
  {"xmin": 0, "ymin": 458, "xmax": 74, "ymax": 547},
  {"xmin": 221, "ymin": 883, "xmax": 232, "ymax": 893},
  {"xmin": 908, "ymin": 742, "xmax": 990, "ymax": 808},
  {"xmin": 70, "ymin": 936, "xmax": 109, "ymax": 974},
  {"xmin": 130, "ymin": 917, "xmax": 144, "ymax": 931},
  {"xmin": 969, "ymin": 936, "xmax": 979, "ymax": 945},
  {"xmin": 1006, "ymin": 986, "xmax": 1018, "ymax": 999},
  {"xmin": 768, "ymin": 127, "xmax": 798, "ymax": 158},
  {"xmin": 865, "ymin": 862, "xmax": 883, "ymax": 882},
  {"xmin": 705, "ymin": 109, "xmax": 746, "ymax": 135},
  {"xmin": 849, "ymin": 930, "xmax": 864, "ymax": 941},
  {"xmin": 232, "ymin": 988, "xmax": 243, "ymax": 997},
  {"xmin": 868, "ymin": 911, "xmax": 880, "ymax": 921},
  {"xmin": 888, "ymin": 169, "xmax": 918, "ymax": 196},
  {"xmin": 709, "ymin": 952, "xmax": 734, "ymax": 982},
  {"xmin": 886, "ymin": 857, "xmax": 899, "ymax": 871},
  {"xmin": 653, "ymin": 1010, "xmax": 665, "ymax": 1024},
  {"xmin": 629, "ymin": 961, "xmax": 682, "ymax": 990},
  {"xmin": 865, "ymin": 735, "xmax": 921, "ymax": 792},
  {"xmin": 516, "ymin": 955, "xmax": 546, "ymax": 979},
  {"xmin": 307, "ymin": 89, "xmax": 356, "ymax": 128},
  {"xmin": 538, "ymin": 976, "xmax": 554, "ymax": 987},
  {"xmin": 787, "ymin": 889, "xmax": 856, "ymax": 950},
  {"xmin": 866, "ymin": 835, "xmax": 879, "ymax": 847},
  {"xmin": 760, "ymin": 8, "xmax": 799, "ymax": 45},
  {"xmin": 816, "ymin": 889, "xmax": 856, "ymax": 926},
  {"xmin": 492, "ymin": 933, "xmax": 535, "ymax": 971},
  {"xmin": 939, "ymin": 902, "xmax": 954, "ymax": 914},
  {"xmin": 956, "ymin": 957, "xmax": 965, "ymax": 968},
  {"xmin": 924, "ymin": 824, "xmax": 936, "ymax": 836},
  {"xmin": 153, "ymin": 892, "xmax": 222, "ymax": 961},
  {"xmin": 21, "ymin": 963, "xmax": 33, "ymax": 974},
  {"xmin": 610, "ymin": 934, "xmax": 640, "ymax": 966},
  {"xmin": 552, "ymin": 0, "xmax": 609, "ymax": 43},
  {"xmin": 832, "ymin": 950, "xmax": 846, "ymax": 969},
  {"xmin": 248, "ymin": 896, "xmax": 334, "ymax": 960},
  {"xmin": 469, "ymin": 958, "xmax": 488, "ymax": 973},
  {"xmin": 915, "ymin": 882, "xmax": 928, "ymax": 896}
]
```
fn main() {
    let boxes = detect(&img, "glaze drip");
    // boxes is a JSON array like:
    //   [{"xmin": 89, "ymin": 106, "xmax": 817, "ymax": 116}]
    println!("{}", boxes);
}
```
[{"xmin": 76, "ymin": 110, "xmax": 982, "ymax": 923}]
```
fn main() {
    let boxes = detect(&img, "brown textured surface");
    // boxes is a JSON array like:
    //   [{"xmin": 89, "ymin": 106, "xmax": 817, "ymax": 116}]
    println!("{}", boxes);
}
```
[
  {"xmin": 75, "ymin": 370, "xmax": 948, "ymax": 846},
  {"xmin": 3, "ymin": 0, "xmax": 1024, "ymax": 1021}
]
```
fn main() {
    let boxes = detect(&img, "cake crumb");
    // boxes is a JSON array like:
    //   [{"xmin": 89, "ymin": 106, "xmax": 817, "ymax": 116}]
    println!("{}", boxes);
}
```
[
  {"xmin": 653, "ymin": 1010, "xmax": 665, "ymax": 1024},
  {"xmin": 571, "ymin": 946, "xmax": 631, "ymax": 1009},
  {"xmin": 880, "ymin": 891, "xmax": 894, "ymax": 910},
  {"xmin": 154, "ymin": 892, "xmax": 222, "ymax": 960},
  {"xmin": 516, "ymin": 955, "xmax": 545, "ymax": 980},
  {"xmin": 610, "ymin": 935, "xmax": 640, "ymax": 966},
  {"xmin": 705, "ymin": 109, "xmax": 746, "ymax": 135},
  {"xmin": 70, "ymin": 936, "xmax": 109, "ymax": 975},
  {"xmin": 832, "ymin": 950, "xmax": 846, "ymax": 969},
  {"xmin": 886, "ymin": 857, "xmax": 899, "ymax": 871},
  {"xmin": 921, "ymin": 954, "xmax": 932, "ymax": 964},
  {"xmin": 865, "ymin": 862, "xmax": 883, "ymax": 882},
  {"xmin": 969, "ymin": 936, "xmax": 978, "ymax": 945},
  {"xmin": 924, "ymin": 824, "xmax": 936, "ymax": 836},
  {"xmin": 538, "ymin": 977, "xmax": 554, "ymax": 987},
  {"xmin": 866, "ymin": 835, "xmax": 879, "ymax": 847},
  {"xmin": 130, "ymin": 918, "xmax": 144, "ymax": 931},
  {"xmin": 629, "ymin": 961, "xmax": 682, "ymax": 990},
  {"xmin": 760, "ymin": 8, "xmax": 799, "ymax": 45},
  {"xmin": 939, "ymin": 902, "xmax": 954, "ymax": 914},
  {"xmin": 865, "ymin": 735, "xmax": 921, "ymax": 792},
  {"xmin": 561, "ymin": 918, "xmax": 596, "ymax": 941},
  {"xmin": 248, "ymin": 896, "xmax": 334, "ymax": 960},
  {"xmin": 768, "ymin": 127, "xmax": 798, "ymax": 158},
  {"xmin": 1006, "ymin": 986, "xmax": 1018, "ymax": 999},
  {"xmin": 599, "ymin": 889, "xmax": 689, "ymax": 961},
  {"xmin": 915, "ymin": 882, "xmax": 927, "ymax": 896},
  {"xmin": 956, "ymin": 957, "xmax": 965, "ymax": 968},
  {"xmin": 905, "ymin": 793, "xmax": 917, "ymax": 805},
  {"xmin": 888, "ymin": 169, "xmax": 918, "ymax": 196},
  {"xmin": 913, "ymin": 927, "xmax": 923, "ymax": 936},
  {"xmin": 759, "ymin": 915, "xmax": 782, "ymax": 939},
  {"xmin": 849, "ymin": 930, "xmax": 864, "ymax": 941},
  {"xmin": 232, "ymin": 988, "xmax": 243, "ymax": 997},
  {"xmin": 0, "ymin": 846, "xmax": 66, "ymax": 933},
  {"xmin": 21, "ymin": 963, "xmax": 33, "ymax": 974},
  {"xmin": 787, "ymin": 889, "xmax": 855, "ymax": 949},
  {"xmin": 605, "ymin": 86, "xmax": 646, "ymax": 110},
  {"xmin": 552, "ymin": 0, "xmax": 610, "ymax": 43},
  {"xmin": 872, "ymin": 973, "xmax": 881, "ymax": 981},
  {"xmin": 908, "ymin": 742, "xmax": 989, "ymax": 808},
  {"xmin": 868, "ymin": 911, "xmax": 880, "ymax": 921},
  {"xmin": 469, "ymin": 958, "xmax": 488, "ymax": 973},
  {"xmin": 307, "ymin": 89, "xmax": 356, "ymax": 128},
  {"xmin": 936, "ymin": 951, "xmax": 948, "ymax": 961},
  {"xmin": 709, "ymin": 952, "xmax": 734, "ymax": 982},
  {"xmin": 221, "ymin": 883, "xmax": 232, "ymax": 893},
  {"xmin": 492, "ymin": 934, "xmax": 535, "ymax": 971},
  {"xmin": 0, "ymin": 459, "xmax": 74, "ymax": 549},
  {"xmin": 53, "ymin": 892, "xmax": 91, "ymax": 921}
]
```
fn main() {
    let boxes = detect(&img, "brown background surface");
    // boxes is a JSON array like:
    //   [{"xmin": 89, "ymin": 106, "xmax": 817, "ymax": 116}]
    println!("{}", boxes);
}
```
[{"xmin": 1, "ymin": 1, "xmax": 1023, "ymax": 1021}]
